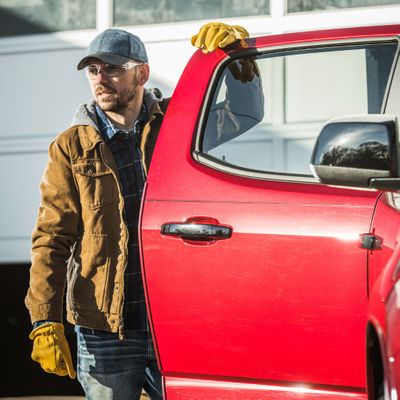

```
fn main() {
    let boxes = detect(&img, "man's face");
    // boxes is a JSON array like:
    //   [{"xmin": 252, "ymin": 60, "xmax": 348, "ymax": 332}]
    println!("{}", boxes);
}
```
[{"xmin": 86, "ymin": 59, "xmax": 146, "ymax": 113}]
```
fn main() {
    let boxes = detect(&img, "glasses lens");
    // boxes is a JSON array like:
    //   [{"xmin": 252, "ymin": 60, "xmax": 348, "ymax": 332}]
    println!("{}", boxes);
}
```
[
  {"xmin": 85, "ymin": 63, "xmax": 128, "ymax": 79},
  {"xmin": 86, "ymin": 65, "xmax": 99, "ymax": 78},
  {"xmin": 103, "ymin": 64, "xmax": 124, "ymax": 77}
]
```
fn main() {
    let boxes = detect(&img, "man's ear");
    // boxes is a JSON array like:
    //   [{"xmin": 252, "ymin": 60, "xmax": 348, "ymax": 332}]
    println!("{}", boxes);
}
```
[{"xmin": 138, "ymin": 64, "xmax": 150, "ymax": 86}]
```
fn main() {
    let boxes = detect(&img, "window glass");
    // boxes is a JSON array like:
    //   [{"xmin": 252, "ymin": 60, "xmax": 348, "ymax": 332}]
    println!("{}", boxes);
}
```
[
  {"xmin": 113, "ymin": 0, "xmax": 269, "ymax": 26},
  {"xmin": 287, "ymin": 0, "xmax": 400, "ymax": 13},
  {"xmin": 0, "ymin": 0, "xmax": 95, "ymax": 37},
  {"xmin": 201, "ymin": 43, "xmax": 397, "ymax": 176}
]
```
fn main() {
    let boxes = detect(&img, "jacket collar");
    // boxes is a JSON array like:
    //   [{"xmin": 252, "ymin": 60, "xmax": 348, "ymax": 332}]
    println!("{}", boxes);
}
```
[
  {"xmin": 78, "ymin": 125, "xmax": 104, "ymax": 151},
  {"xmin": 73, "ymin": 88, "xmax": 165, "ymax": 151},
  {"xmin": 148, "ymin": 100, "xmax": 164, "ymax": 117}
]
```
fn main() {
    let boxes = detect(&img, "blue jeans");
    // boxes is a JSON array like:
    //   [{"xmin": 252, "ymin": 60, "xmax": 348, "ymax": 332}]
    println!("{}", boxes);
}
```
[{"xmin": 76, "ymin": 326, "xmax": 163, "ymax": 400}]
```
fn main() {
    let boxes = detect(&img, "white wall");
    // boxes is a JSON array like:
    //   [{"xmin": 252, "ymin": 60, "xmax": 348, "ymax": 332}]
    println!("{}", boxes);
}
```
[{"xmin": 1, "ymin": 2, "xmax": 400, "ymax": 262}]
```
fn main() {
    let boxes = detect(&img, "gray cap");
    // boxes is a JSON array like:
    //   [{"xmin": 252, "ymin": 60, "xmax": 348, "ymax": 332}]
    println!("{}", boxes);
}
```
[{"xmin": 77, "ymin": 28, "xmax": 148, "ymax": 70}]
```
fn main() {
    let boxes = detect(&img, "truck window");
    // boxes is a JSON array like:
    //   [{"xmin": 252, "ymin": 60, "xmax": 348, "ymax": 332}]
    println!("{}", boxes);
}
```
[{"xmin": 200, "ymin": 42, "xmax": 398, "ymax": 176}]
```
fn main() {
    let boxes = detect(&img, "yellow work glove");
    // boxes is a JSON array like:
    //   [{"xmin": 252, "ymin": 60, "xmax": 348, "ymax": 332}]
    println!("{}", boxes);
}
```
[
  {"xmin": 191, "ymin": 22, "xmax": 249, "ymax": 53},
  {"xmin": 29, "ymin": 322, "xmax": 76, "ymax": 379}
]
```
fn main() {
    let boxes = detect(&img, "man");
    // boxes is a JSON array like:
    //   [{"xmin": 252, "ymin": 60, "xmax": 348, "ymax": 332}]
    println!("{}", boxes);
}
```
[{"xmin": 25, "ymin": 22, "xmax": 260, "ymax": 400}]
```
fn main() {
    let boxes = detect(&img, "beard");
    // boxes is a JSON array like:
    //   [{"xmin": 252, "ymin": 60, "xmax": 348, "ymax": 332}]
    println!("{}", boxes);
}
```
[{"xmin": 95, "ymin": 77, "xmax": 137, "ymax": 113}]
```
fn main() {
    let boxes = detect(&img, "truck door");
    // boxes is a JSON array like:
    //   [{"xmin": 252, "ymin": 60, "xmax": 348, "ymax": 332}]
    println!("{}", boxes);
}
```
[{"xmin": 141, "ymin": 32, "xmax": 398, "ymax": 399}]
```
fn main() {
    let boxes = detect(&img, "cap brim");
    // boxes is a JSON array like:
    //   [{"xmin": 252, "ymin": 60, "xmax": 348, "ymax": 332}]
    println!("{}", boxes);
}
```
[{"xmin": 77, "ymin": 52, "xmax": 131, "ymax": 70}]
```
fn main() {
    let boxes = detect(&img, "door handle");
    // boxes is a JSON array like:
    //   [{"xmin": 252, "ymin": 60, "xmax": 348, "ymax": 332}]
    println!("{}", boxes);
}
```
[{"xmin": 161, "ymin": 219, "xmax": 232, "ymax": 241}]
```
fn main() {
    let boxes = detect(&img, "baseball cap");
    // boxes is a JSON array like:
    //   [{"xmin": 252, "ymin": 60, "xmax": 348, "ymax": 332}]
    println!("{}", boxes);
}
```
[{"xmin": 77, "ymin": 28, "xmax": 148, "ymax": 70}]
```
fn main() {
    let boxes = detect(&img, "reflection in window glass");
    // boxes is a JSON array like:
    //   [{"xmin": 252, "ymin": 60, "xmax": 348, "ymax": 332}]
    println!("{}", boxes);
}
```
[
  {"xmin": 201, "ymin": 43, "xmax": 397, "ymax": 175},
  {"xmin": 114, "ymin": 0, "xmax": 269, "ymax": 26},
  {"xmin": 0, "ymin": 0, "xmax": 96, "ymax": 37},
  {"xmin": 285, "ymin": 50, "xmax": 369, "ymax": 122},
  {"xmin": 287, "ymin": 0, "xmax": 400, "ymax": 13}
]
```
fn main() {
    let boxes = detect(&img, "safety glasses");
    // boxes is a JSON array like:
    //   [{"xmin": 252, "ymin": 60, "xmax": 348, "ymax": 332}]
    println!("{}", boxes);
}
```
[{"xmin": 85, "ymin": 61, "xmax": 143, "ymax": 79}]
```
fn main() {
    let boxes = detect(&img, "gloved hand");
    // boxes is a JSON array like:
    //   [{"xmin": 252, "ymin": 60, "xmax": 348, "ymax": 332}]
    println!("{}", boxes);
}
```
[
  {"xmin": 29, "ymin": 322, "xmax": 76, "ymax": 379},
  {"xmin": 191, "ymin": 22, "xmax": 249, "ymax": 53},
  {"xmin": 228, "ymin": 58, "xmax": 260, "ymax": 83}
]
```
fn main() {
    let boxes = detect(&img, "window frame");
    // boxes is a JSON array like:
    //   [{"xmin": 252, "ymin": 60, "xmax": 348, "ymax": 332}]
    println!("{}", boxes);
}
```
[
  {"xmin": 286, "ymin": 0, "xmax": 400, "ymax": 14},
  {"xmin": 0, "ymin": 0, "xmax": 97, "ymax": 38},
  {"xmin": 193, "ymin": 36, "xmax": 400, "ymax": 184},
  {"xmin": 112, "ymin": 0, "xmax": 270, "ymax": 27}
]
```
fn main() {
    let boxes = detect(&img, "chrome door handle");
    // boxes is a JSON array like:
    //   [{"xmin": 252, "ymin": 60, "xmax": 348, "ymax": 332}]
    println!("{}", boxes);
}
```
[{"xmin": 161, "ymin": 222, "xmax": 232, "ymax": 241}]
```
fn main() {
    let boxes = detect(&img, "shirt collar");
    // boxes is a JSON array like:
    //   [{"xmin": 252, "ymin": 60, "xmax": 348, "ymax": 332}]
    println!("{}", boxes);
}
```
[
  {"xmin": 95, "ymin": 105, "xmax": 120, "ymax": 142},
  {"xmin": 95, "ymin": 104, "xmax": 147, "ymax": 142}
]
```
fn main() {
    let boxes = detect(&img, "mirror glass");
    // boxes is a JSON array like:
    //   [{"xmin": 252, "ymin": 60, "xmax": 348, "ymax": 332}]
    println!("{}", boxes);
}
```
[{"xmin": 312, "ymin": 122, "xmax": 391, "ymax": 171}]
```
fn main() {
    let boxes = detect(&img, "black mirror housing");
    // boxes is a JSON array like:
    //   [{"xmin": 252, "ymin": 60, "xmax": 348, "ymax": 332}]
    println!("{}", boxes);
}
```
[{"xmin": 310, "ymin": 115, "xmax": 399, "ymax": 188}]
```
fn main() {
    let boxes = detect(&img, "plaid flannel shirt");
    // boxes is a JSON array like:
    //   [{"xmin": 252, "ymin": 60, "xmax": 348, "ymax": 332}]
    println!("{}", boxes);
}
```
[{"xmin": 96, "ymin": 104, "xmax": 148, "ymax": 332}]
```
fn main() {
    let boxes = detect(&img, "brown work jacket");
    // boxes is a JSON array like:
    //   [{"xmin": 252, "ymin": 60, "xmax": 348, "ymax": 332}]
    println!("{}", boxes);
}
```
[{"xmin": 25, "ymin": 96, "xmax": 169, "ymax": 336}]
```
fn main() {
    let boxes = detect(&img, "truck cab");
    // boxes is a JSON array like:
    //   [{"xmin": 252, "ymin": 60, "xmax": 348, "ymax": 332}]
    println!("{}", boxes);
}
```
[{"xmin": 140, "ymin": 25, "xmax": 400, "ymax": 400}]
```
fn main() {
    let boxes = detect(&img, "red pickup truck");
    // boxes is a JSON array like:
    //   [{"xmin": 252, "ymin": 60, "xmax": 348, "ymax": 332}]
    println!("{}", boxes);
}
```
[{"xmin": 140, "ymin": 24, "xmax": 400, "ymax": 400}]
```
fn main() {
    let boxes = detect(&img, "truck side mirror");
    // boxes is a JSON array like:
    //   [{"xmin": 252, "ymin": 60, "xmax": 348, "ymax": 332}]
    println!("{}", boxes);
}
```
[{"xmin": 310, "ymin": 115, "xmax": 400, "ymax": 190}]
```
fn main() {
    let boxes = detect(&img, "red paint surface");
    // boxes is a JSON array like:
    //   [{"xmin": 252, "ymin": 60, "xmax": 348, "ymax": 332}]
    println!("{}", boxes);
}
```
[
  {"xmin": 368, "ymin": 193, "xmax": 400, "ymax": 399},
  {"xmin": 165, "ymin": 377, "xmax": 366, "ymax": 400},
  {"xmin": 141, "ymin": 24, "xmax": 400, "ymax": 399}
]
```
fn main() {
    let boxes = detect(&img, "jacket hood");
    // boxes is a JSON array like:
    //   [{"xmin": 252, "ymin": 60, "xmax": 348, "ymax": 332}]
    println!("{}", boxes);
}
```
[
  {"xmin": 143, "ymin": 88, "xmax": 163, "ymax": 115},
  {"xmin": 71, "ymin": 100, "xmax": 98, "ymax": 128},
  {"xmin": 71, "ymin": 88, "xmax": 163, "ymax": 128}
]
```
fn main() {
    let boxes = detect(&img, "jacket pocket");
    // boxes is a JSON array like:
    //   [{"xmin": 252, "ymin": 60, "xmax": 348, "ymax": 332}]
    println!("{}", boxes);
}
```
[
  {"xmin": 69, "ymin": 233, "xmax": 110, "ymax": 311},
  {"xmin": 72, "ymin": 160, "xmax": 114, "ymax": 209}
]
